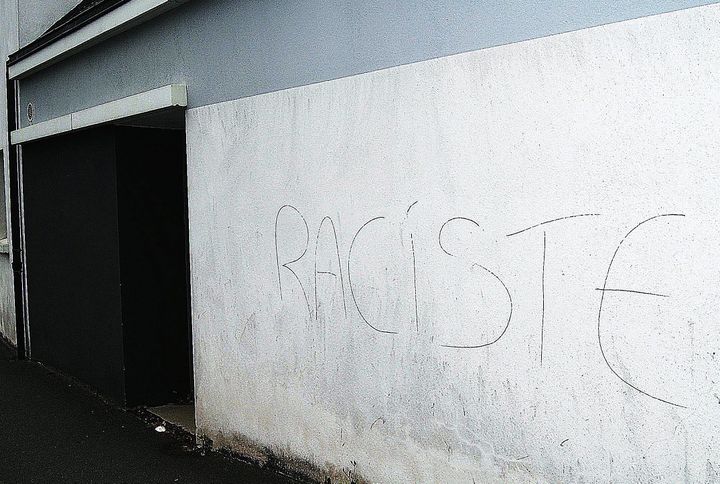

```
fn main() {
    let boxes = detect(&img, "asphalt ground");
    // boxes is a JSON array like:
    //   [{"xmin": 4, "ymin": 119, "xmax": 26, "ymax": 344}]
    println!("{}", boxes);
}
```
[{"xmin": 0, "ymin": 342, "xmax": 294, "ymax": 483}]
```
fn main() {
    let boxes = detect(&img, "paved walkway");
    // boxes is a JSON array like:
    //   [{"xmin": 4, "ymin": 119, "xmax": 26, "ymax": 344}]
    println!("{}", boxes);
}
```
[{"xmin": 0, "ymin": 343, "xmax": 293, "ymax": 483}]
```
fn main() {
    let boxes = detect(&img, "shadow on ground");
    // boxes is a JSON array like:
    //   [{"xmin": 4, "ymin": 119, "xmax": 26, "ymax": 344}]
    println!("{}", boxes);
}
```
[{"xmin": 0, "ymin": 343, "xmax": 294, "ymax": 483}]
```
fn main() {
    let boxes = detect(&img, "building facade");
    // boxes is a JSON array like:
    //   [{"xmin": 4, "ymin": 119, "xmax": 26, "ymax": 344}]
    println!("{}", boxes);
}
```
[
  {"xmin": 3, "ymin": 0, "xmax": 720, "ymax": 481},
  {"xmin": 0, "ymin": 0, "xmax": 81, "ymax": 345}
]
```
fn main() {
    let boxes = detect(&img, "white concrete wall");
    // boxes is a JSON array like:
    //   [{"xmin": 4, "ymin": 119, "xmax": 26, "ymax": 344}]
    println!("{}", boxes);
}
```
[
  {"xmin": 0, "ymin": 256, "xmax": 15, "ymax": 344},
  {"xmin": 186, "ymin": 4, "xmax": 720, "ymax": 482}
]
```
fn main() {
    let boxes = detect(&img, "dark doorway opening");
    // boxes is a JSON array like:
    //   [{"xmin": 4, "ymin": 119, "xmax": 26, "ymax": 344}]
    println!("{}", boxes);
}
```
[
  {"xmin": 21, "ymin": 122, "xmax": 193, "ymax": 409},
  {"xmin": 116, "ymin": 126, "xmax": 193, "ymax": 407}
]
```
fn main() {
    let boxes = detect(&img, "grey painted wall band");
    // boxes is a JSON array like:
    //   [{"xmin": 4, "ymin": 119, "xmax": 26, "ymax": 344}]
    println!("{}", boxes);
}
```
[{"xmin": 18, "ymin": 0, "xmax": 718, "ymax": 128}]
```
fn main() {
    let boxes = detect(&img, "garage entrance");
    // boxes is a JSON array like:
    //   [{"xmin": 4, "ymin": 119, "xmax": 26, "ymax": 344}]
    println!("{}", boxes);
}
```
[{"xmin": 21, "ymin": 124, "xmax": 193, "ymax": 408}]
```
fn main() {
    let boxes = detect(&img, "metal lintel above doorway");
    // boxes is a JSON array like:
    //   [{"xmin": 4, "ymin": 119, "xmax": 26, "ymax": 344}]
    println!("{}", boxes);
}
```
[{"xmin": 10, "ymin": 84, "xmax": 187, "ymax": 145}]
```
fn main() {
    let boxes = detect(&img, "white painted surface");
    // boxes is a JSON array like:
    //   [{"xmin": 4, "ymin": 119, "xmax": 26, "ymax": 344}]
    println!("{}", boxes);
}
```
[
  {"xmin": 9, "ymin": 0, "xmax": 189, "ymax": 79},
  {"xmin": 10, "ymin": 84, "xmax": 187, "ymax": 144},
  {"xmin": 71, "ymin": 83, "xmax": 187, "ymax": 129},
  {"xmin": 186, "ymin": 4, "xmax": 720, "ymax": 482},
  {"xmin": 11, "ymin": 114, "xmax": 72, "ymax": 145},
  {"xmin": 0, "ymin": 255, "xmax": 15, "ymax": 344}
]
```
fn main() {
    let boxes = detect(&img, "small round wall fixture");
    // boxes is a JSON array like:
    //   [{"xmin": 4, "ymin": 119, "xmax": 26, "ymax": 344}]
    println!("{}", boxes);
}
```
[{"xmin": 27, "ymin": 103, "xmax": 34, "ymax": 123}]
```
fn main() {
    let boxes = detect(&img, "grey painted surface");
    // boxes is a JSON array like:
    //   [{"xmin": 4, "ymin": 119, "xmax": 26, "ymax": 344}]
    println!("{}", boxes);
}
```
[
  {"xmin": 0, "ymin": 0, "xmax": 19, "ymax": 345},
  {"xmin": 18, "ymin": 0, "xmax": 82, "ymax": 48},
  {"xmin": 0, "ymin": 0, "xmax": 19, "ymax": 237},
  {"xmin": 18, "ymin": 0, "xmax": 719, "ymax": 128}
]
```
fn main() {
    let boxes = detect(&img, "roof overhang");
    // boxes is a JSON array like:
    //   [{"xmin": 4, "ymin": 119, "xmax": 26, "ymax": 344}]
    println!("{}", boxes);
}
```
[{"xmin": 8, "ymin": 0, "xmax": 189, "ymax": 80}]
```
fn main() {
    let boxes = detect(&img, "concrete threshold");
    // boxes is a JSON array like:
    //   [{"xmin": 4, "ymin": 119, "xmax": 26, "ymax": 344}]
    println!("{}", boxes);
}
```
[{"xmin": 147, "ymin": 403, "xmax": 197, "ymax": 434}]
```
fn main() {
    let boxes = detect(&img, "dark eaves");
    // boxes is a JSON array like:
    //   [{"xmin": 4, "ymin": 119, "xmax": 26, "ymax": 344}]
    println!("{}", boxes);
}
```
[{"xmin": 8, "ymin": 0, "xmax": 130, "ymax": 66}]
